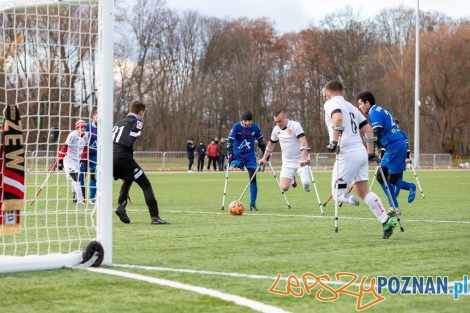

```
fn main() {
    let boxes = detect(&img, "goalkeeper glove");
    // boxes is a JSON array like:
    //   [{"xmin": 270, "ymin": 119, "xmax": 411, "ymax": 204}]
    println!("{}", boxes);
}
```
[{"xmin": 58, "ymin": 159, "xmax": 64, "ymax": 171}]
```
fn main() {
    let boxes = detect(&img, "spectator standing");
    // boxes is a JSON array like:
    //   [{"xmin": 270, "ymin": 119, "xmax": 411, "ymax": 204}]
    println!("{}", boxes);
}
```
[
  {"xmin": 207, "ymin": 140, "xmax": 218, "ymax": 171},
  {"xmin": 217, "ymin": 138, "xmax": 227, "ymax": 171},
  {"xmin": 197, "ymin": 141, "xmax": 206, "ymax": 172},
  {"xmin": 186, "ymin": 138, "xmax": 195, "ymax": 172}
]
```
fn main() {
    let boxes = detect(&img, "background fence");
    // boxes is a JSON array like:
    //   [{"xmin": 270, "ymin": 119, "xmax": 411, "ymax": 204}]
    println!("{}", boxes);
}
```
[
  {"xmin": 24, "ymin": 151, "xmax": 454, "ymax": 172},
  {"xmin": 133, "ymin": 152, "xmax": 454, "ymax": 172}
]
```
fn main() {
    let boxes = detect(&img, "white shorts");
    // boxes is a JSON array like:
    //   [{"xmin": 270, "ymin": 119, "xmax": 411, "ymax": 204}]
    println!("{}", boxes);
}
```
[
  {"xmin": 281, "ymin": 164, "xmax": 311, "ymax": 191},
  {"xmin": 331, "ymin": 148, "xmax": 368, "ymax": 190},
  {"xmin": 280, "ymin": 165, "xmax": 299, "ymax": 179},
  {"xmin": 64, "ymin": 158, "xmax": 80, "ymax": 179}
]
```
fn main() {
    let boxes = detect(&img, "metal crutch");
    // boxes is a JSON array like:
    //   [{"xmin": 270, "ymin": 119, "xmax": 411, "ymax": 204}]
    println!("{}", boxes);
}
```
[
  {"xmin": 238, "ymin": 165, "xmax": 261, "ymax": 201},
  {"xmin": 267, "ymin": 161, "xmax": 292, "ymax": 209},
  {"xmin": 409, "ymin": 161, "xmax": 425, "ymax": 198},
  {"xmin": 306, "ymin": 150, "xmax": 324, "ymax": 215},
  {"xmin": 220, "ymin": 158, "xmax": 231, "ymax": 210},
  {"xmin": 376, "ymin": 165, "xmax": 405, "ymax": 232}
]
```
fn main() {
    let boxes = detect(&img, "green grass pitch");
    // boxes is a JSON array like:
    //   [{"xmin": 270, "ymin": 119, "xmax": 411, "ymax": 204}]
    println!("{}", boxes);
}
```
[{"xmin": 1, "ymin": 170, "xmax": 469, "ymax": 313}]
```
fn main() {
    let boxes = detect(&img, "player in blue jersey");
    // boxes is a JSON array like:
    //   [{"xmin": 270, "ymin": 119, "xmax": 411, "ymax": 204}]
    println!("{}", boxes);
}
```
[
  {"xmin": 227, "ymin": 111, "xmax": 266, "ymax": 211},
  {"xmin": 80, "ymin": 110, "xmax": 98, "ymax": 204},
  {"xmin": 357, "ymin": 91, "xmax": 416, "ymax": 216}
]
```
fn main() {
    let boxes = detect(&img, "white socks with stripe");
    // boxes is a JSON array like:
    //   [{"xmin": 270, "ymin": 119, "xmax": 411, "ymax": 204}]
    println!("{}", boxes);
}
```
[{"xmin": 364, "ymin": 191, "xmax": 388, "ymax": 223}]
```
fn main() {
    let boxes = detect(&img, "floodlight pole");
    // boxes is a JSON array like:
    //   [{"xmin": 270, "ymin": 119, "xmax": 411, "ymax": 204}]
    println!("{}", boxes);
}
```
[{"xmin": 414, "ymin": 0, "xmax": 420, "ymax": 167}]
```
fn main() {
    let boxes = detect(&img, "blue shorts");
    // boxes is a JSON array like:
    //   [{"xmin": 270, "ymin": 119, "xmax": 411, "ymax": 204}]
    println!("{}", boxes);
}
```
[
  {"xmin": 381, "ymin": 142, "xmax": 407, "ymax": 174},
  {"xmin": 231, "ymin": 158, "xmax": 257, "ymax": 171}
]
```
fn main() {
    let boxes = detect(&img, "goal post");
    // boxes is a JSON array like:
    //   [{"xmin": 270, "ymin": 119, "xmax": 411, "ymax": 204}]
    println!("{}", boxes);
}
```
[{"xmin": 0, "ymin": 0, "xmax": 113, "ymax": 272}]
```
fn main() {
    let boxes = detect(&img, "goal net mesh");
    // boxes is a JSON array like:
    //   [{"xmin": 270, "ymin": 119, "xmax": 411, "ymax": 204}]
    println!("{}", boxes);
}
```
[{"xmin": 0, "ymin": 0, "xmax": 100, "ymax": 260}]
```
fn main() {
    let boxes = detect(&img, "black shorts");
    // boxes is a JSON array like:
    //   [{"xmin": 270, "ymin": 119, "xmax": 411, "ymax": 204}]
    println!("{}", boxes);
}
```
[{"xmin": 113, "ymin": 157, "xmax": 143, "ymax": 181}]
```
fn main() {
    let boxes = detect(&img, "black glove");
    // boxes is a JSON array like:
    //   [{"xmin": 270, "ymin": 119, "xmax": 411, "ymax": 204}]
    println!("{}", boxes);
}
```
[
  {"xmin": 368, "ymin": 153, "xmax": 378, "ymax": 163},
  {"xmin": 406, "ymin": 150, "xmax": 411, "ymax": 159},
  {"xmin": 58, "ymin": 159, "xmax": 64, "ymax": 171},
  {"xmin": 326, "ymin": 141, "xmax": 338, "ymax": 153}
]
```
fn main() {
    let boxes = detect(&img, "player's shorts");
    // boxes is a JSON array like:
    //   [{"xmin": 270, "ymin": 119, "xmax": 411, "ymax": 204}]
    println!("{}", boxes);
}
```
[
  {"xmin": 332, "ymin": 148, "xmax": 368, "ymax": 190},
  {"xmin": 64, "ymin": 158, "xmax": 80, "ymax": 181},
  {"xmin": 231, "ymin": 158, "xmax": 257, "ymax": 171},
  {"xmin": 381, "ymin": 142, "xmax": 407, "ymax": 174},
  {"xmin": 113, "ymin": 158, "xmax": 144, "ymax": 181}
]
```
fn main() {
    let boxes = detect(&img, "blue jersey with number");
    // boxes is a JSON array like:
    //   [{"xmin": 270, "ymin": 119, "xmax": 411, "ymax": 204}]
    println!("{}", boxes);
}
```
[
  {"xmin": 228, "ymin": 122, "xmax": 264, "ymax": 161},
  {"xmin": 369, "ymin": 105, "xmax": 406, "ymax": 149}
]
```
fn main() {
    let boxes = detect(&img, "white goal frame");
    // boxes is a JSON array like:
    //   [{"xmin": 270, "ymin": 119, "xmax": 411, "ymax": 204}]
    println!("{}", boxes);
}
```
[{"xmin": 0, "ymin": 0, "xmax": 113, "ymax": 273}]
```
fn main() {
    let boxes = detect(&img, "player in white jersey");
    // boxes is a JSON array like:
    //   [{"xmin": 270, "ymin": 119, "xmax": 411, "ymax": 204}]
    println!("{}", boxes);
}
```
[
  {"xmin": 323, "ymin": 80, "xmax": 396, "ymax": 239},
  {"xmin": 58, "ymin": 120, "xmax": 88, "ymax": 204},
  {"xmin": 259, "ymin": 110, "xmax": 311, "ymax": 192}
]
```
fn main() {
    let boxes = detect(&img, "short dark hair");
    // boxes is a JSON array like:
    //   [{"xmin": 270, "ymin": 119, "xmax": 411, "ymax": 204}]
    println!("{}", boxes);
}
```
[
  {"xmin": 274, "ymin": 108, "xmax": 286, "ymax": 117},
  {"xmin": 130, "ymin": 100, "xmax": 145, "ymax": 114},
  {"xmin": 324, "ymin": 80, "xmax": 344, "ymax": 92},
  {"xmin": 356, "ymin": 91, "xmax": 376, "ymax": 105},
  {"xmin": 240, "ymin": 111, "xmax": 253, "ymax": 121}
]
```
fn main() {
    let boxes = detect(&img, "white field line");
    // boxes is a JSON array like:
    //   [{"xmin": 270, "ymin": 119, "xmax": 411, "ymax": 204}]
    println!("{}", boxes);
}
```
[
  {"xmin": 110, "ymin": 264, "xmax": 470, "ymax": 296},
  {"xmin": 85, "ymin": 267, "xmax": 291, "ymax": 313},
  {"xmin": 125, "ymin": 208, "xmax": 470, "ymax": 225}
]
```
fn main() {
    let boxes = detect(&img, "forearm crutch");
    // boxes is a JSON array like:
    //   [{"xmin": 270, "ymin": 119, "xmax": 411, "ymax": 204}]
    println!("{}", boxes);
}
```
[
  {"xmin": 267, "ymin": 161, "xmax": 292, "ymax": 209},
  {"xmin": 306, "ymin": 151, "xmax": 324, "ymax": 215},
  {"xmin": 333, "ymin": 133, "xmax": 343, "ymax": 233},
  {"xmin": 322, "ymin": 185, "xmax": 353, "ymax": 208},
  {"xmin": 238, "ymin": 165, "xmax": 261, "ymax": 201},
  {"xmin": 377, "ymin": 165, "xmax": 405, "ymax": 232},
  {"xmin": 220, "ymin": 159, "xmax": 231, "ymax": 210},
  {"xmin": 369, "ymin": 166, "xmax": 379, "ymax": 191},
  {"xmin": 30, "ymin": 161, "xmax": 57, "ymax": 205},
  {"xmin": 409, "ymin": 161, "xmax": 425, "ymax": 198}
]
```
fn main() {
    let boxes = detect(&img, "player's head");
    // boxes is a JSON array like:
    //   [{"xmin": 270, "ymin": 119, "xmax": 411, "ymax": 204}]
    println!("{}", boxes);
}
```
[
  {"xmin": 75, "ymin": 119, "xmax": 86, "ymax": 135},
  {"xmin": 356, "ymin": 91, "xmax": 375, "ymax": 114},
  {"xmin": 323, "ymin": 80, "xmax": 345, "ymax": 100},
  {"xmin": 240, "ymin": 111, "xmax": 253, "ymax": 127},
  {"xmin": 130, "ymin": 100, "xmax": 146, "ymax": 117},
  {"xmin": 274, "ymin": 109, "xmax": 288, "ymax": 129}
]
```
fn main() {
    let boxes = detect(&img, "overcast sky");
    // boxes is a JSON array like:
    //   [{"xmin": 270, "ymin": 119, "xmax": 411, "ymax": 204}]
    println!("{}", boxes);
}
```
[{"xmin": 165, "ymin": 0, "xmax": 470, "ymax": 33}]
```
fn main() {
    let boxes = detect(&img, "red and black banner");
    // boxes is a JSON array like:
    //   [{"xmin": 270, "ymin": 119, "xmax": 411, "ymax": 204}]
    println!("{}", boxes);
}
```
[{"xmin": 0, "ymin": 104, "xmax": 24, "ymax": 236}]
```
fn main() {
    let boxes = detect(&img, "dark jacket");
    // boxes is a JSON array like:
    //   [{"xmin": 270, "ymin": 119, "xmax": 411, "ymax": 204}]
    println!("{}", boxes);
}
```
[
  {"xmin": 197, "ymin": 143, "xmax": 206, "ymax": 157},
  {"xmin": 186, "ymin": 140, "xmax": 195, "ymax": 158}
]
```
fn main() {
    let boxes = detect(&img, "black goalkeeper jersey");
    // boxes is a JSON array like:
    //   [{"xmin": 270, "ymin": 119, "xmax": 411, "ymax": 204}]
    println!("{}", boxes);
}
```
[{"xmin": 113, "ymin": 113, "xmax": 144, "ymax": 160}]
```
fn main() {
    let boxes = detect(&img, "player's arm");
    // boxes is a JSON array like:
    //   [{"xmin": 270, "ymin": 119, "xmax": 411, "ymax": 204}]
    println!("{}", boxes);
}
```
[
  {"xmin": 259, "ymin": 140, "xmax": 275, "ymax": 165},
  {"xmin": 299, "ymin": 136, "xmax": 309, "ymax": 166},
  {"xmin": 256, "ymin": 127, "xmax": 266, "ymax": 155},
  {"xmin": 326, "ymin": 111, "xmax": 343, "ymax": 152},
  {"xmin": 57, "ymin": 144, "xmax": 68, "ymax": 170}
]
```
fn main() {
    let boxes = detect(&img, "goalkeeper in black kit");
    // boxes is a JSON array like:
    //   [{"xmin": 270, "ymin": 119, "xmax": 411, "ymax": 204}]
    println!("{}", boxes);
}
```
[{"xmin": 113, "ymin": 100, "xmax": 168, "ymax": 225}]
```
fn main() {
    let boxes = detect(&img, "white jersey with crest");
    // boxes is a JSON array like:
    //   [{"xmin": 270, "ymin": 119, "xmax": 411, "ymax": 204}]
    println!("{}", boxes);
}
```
[
  {"xmin": 64, "ymin": 130, "xmax": 88, "ymax": 170},
  {"xmin": 323, "ymin": 96, "xmax": 367, "ymax": 153},
  {"xmin": 270, "ymin": 120, "xmax": 304, "ymax": 167}
]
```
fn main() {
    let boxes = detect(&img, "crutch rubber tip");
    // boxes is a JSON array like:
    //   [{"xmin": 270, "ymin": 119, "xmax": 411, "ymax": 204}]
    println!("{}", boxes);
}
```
[
  {"xmin": 335, "ymin": 228, "xmax": 338, "ymax": 233},
  {"xmin": 400, "ymin": 227, "xmax": 405, "ymax": 232},
  {"xmin": 220, "ymin": 206, "xmax": 224, "ymax": 210},
  {"xmin": 288, "ymin": 205, "xmax": 291, "ymax": 209}
]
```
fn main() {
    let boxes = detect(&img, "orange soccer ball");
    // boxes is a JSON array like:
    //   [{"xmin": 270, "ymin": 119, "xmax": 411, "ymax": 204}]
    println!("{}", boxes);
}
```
[{"xmin": 229, "ymin": 200, "xmax": 244, "ymax": 216}]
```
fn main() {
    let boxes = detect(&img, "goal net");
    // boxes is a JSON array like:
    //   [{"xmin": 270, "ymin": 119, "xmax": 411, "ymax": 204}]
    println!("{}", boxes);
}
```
[{"xmin": 0, "ymin": 0, "xmax": 113, "ymax": 272}]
